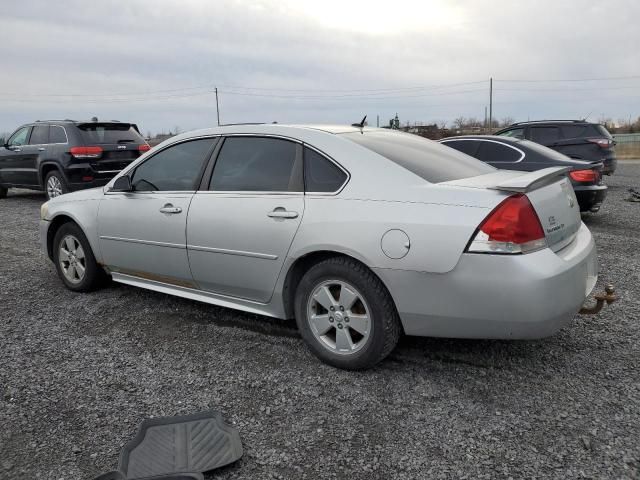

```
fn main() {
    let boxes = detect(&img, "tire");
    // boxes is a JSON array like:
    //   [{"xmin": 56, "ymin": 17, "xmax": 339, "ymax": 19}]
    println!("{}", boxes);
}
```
[
  {"xmin": 52, "ymin": 222, "xmax": 104, "ymax": 292},
  {"xmin": 294, "ymin": 256, "xmax": 402, "ymax": 370},
  {"xmin": 45, "ymin": 170, "xmax": 69, "ymax": 199},
  {"xmin": 0, "ymin": 186, "xmax": 7, "ymax": 199}
]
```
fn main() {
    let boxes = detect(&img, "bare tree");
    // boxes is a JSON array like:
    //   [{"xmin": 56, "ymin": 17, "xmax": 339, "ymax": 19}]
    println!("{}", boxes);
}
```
[
  {"xmin": 453, "ymin": 117, "xmax": 466, "ymax": 130},
  {"xmin": 500, "ymin": 117, "xmax": 515, "ymax": 128}
]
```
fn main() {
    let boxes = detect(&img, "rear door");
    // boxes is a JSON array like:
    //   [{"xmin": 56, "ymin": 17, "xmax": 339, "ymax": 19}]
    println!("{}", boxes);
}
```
[
  {"xmin": 76, "ymin": 122, "xmax": 148, "ymax": 174},
  {"xmin": 98, "ymin": 137, "xmax": 217, "ymax": 286},
  {"xmin": 24, "ymin": 124, "xmax": 51, "ymax": 186},
  {"xmin": 529, "ymin": 125, "xmax": 562, "ymax": 148},
  {"xmin": 187, "ymin": 136, "xmax": 304, "ymax": 302}
]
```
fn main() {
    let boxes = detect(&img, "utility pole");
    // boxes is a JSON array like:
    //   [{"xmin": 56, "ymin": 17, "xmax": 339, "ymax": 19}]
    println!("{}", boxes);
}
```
[
  {"xmin": 489, "ymin": 77, "xmax": 493, "ymax": 133},
  {"xmin": 484, "ymin": 106, "xmax": 488, "ymax": 133},
  {"xmin": 215, "ymin": 87, "xmax": 220, "ymax": 126},
  {"xmin": 376, "ymin": 115, "xmax": 379, "ymax": 128}
]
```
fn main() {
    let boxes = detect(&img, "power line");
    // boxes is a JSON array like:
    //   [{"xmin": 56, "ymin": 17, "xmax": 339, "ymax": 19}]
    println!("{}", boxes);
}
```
[{"xmin": 495, "ymin": 75, "xmax": 640, "ymax": 83}]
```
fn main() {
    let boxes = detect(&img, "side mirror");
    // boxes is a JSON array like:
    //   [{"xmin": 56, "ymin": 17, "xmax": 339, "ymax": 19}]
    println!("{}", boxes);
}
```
[{"xmin": 111, "ymin": 175, "xmax": 132, "ymax": 192}]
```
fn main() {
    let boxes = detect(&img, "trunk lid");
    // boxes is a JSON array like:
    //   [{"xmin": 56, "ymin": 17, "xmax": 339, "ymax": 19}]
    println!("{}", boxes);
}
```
[
  {"xmin": 76, "ymin": 122, "xmax": 147, "ymax": 172},
  {"xmin": 443, "ymin": 167, "xmax": 581, "ymax": 252}
]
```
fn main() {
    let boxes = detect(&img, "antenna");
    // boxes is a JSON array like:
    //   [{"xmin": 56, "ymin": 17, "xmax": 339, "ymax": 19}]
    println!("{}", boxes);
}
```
[
  {"xmin": 582, "ymin": 111, "xmax": 592, "ymax": 122},
  {"xmin": 351, "ymin": 115, "xmax": 367, "ymax": 128}
]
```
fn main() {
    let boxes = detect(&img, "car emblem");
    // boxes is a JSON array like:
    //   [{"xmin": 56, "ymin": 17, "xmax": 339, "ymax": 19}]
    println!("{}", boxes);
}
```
[
  {"xmin": 549, "ymin": 215, "xmax": 556, "ymax": 226},
  {"xmin": 117, "ymin": 145, "xmax": 127, "ymax": 149},
  {"xmin": 568, "ymin": 196, "xmax": 575, "ymax": 208}
]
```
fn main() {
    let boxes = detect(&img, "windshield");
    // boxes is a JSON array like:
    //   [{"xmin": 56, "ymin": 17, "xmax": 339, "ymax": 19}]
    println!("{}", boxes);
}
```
[{"xmin": 342, "ymin": 130, "xmax": 494, "ymax": 183}]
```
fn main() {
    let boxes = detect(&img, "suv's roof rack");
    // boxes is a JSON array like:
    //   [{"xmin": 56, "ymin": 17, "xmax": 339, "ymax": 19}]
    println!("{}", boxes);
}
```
[
  {"xmin": 34, "ymin": 119, "xmax": 77, "ymax": 123},
  {"xmin": 510, "ymin": 119, "xmax": 585, "ymax": 126}
]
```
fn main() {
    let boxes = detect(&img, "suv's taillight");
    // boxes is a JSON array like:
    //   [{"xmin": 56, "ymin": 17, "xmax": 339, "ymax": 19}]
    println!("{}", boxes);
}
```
[
  {"xmin": 138, "ymin": 144, "xmax": 151, "ymax": 153},
  {"xmin": 70, "ymin": 146, "xmax": 103, "ymax": 159},
  {"xmin": 467, "ymin": 194, "xmax": 546, "ymax": 254},
  {"xmin": 569, "ymin": 169, "xmax": 599, "ymax": 183},
  {"xmin": 587, "ymin": 138, "xmax": 613, "ymax": 148}
]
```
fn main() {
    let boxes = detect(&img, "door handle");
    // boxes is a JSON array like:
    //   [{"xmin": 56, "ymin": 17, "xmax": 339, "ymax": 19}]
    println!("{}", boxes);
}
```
[
  {"xmin": 159, "ymin": 204, "xmax": 182, "ymax": 214},
  {"xmin": 38, "ymin": 147, "xmax": 45, "ymax": 151},
  {"xmin": 268, "ymin": 208, "xmax": 298, "ymax": 219},
  {"xmin": 13, "ymin": 148, "xmax": 21, "ymax": 152}
]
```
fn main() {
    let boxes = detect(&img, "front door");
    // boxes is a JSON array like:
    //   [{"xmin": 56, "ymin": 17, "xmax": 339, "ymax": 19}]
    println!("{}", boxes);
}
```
[
  {"xmin": 0, "ymin": 126, "xmax": 38, "ymax": 186},
  {"xmin": 98, "ymin": 137, "xmax": 218, "ymax": 286},
  {"xmin": 187, "ymin": 136, "xmax": 304, "ymax": 303}
]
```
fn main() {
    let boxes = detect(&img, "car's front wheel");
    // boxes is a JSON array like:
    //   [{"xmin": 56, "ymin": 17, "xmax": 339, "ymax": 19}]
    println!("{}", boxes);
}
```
[
  {"xmin": 45, "ymin": 170, "xmax": 68, "ymax": 199},
  {"xmin": 294, "ymin": 256, "xmax": 402, "ymax": 370},
  {"xmin": 52, "ymin": 222, "xmax": 104, "ymax": 292}
]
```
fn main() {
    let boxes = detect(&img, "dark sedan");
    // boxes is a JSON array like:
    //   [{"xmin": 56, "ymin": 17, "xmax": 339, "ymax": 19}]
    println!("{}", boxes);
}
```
[{"xmin": 439, "ymin": 135, "xmax": 607, "ymax": 213}]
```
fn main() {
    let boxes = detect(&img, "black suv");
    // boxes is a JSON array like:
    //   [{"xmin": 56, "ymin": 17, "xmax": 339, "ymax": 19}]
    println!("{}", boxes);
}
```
[
  {"xmin": 494, "ymin": 120, "xmax": 617, "ymax": 175},
  {"xmin": 0, "ymin": 119, "xmax": 150, "ymax": 199}
]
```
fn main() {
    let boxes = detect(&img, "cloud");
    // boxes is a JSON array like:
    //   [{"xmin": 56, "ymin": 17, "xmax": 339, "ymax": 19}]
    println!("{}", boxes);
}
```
[{"xmin": 1, "ymin": 0, "xmax": 639, "ymax": 134}]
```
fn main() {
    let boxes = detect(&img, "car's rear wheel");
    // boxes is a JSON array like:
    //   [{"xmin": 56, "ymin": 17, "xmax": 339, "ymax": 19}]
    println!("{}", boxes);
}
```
[
  {"xmin": 0, "ymin": 186, "xmax": 7, "ymax": 199},
  {"xmin": 45, "ymin": 170, "xmax": 68, "ymax": 199},
  {"xmin": 52, "ymin": 222, "xmax": 103, "ymax": 292},
  {"xmin": 294, "ymin": 256, "xmax": 402, "ymax": 370}
]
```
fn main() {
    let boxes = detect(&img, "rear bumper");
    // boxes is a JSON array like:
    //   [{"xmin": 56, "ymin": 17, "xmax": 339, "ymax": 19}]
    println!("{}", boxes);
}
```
[
  {"xmin": 63, "ymin": 163, "xmax": 125, "ymax": 190},
  {"xmin": 574, "ymin": 185, "xmax": 607, "ymax": 212},
  {"xmin": 602, "ymin": 156, "xmax": 617, "ymax": 175},
  {"xmin": 375, "ymin": 222, "xmax": 597, "ymax": 339}
]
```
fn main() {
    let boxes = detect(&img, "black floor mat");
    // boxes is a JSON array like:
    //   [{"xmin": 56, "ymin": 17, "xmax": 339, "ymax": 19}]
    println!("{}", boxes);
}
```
[{"xmin": 118, "ymin": 411, "xmax": 243, "ymax": 479}]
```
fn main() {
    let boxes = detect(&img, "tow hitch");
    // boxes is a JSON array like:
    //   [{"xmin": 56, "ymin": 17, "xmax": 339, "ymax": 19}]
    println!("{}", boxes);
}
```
[{"xmin": 579, "ymin": 284, "xmax": 617, "ymax": 315}]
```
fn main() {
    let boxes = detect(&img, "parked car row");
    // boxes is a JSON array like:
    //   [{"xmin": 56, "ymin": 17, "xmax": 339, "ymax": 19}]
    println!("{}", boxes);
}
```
[{"xmin": 0, "ymin": 119, "xmax": 149, "ymax": 199}]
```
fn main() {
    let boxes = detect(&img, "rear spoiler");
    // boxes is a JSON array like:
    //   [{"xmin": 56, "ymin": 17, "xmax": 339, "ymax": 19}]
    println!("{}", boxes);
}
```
[{"xmin": 490, "ymin": 166, "xmax": 571, "ymax": 193}]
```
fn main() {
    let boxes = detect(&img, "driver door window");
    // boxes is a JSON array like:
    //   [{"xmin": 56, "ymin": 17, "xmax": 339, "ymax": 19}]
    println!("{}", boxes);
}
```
[
  {"xmin": 131, "ymin": 138, "xmax": 217, "ymax": 191},
  {"xmin": 8, "ymin": 127, "xmax": 31, "ymax": 146}
]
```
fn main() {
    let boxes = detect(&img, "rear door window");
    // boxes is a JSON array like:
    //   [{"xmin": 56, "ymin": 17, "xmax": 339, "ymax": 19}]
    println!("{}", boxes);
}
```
[
  {"xmin": 209, "ymin": 137, "xmax": 302, "ymax": 192},
  {"xmin": 476, "ymin": 141, "xmax": 522, "ymax": 163},
  {"xmin": 530, "ymin": 126, "xmax": 561, "ymax": 145},
  {"xmin": 560, "ymin": 125, "xmax": 587, "ymax": 139},
  {"xmin": 304, "ymin": 147, "xmax": 347, "ymax": 192},
  {"xmin": 77, "ymin": 123, "xmax": 144, "ymax": 144},
  {"xmin": 342, "ymin": 130, "xmax": 494, "ymax": 183},
  {"xmin": 131, "ymin": 138, "xmax": 216, "ymax": 191},
  {"xmin": 441, "ymin": 140, "xmax": 480, "ymax": 157},
  {"xmin": 29, "ymin": 125, "xmax": 49, "ymax": 145}
]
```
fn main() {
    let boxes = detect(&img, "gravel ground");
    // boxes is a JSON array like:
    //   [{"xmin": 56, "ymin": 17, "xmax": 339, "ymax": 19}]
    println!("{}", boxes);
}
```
[{"xmin": 1, "ymin": 162, "xmax": 639, "ymax": 480}]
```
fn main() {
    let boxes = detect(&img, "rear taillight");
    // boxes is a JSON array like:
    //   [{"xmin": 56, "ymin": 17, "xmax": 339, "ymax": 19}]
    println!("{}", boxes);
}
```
[
  {"xmin": 138, "ymin": 144, "xmax": 151, "ymax": 153},
  {"xmin": 587, "ymin": 138, "xmax": 613, "ymax": 148},
  {"xmin": 70, "ymin": 146, "xmax": 103, "ymax": 159},
  {"xmin": 569, "ymin": 169, "xmax": 599, "ymax": 183},
  {"xmin": 467, "ymin": 194, "xmax": 546, "ymax": 254}
]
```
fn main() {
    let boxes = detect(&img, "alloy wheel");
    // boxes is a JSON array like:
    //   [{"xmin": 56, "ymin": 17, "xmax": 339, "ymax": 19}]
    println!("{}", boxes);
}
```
[
  {"xmin": 306, "ymin": 280, "xmax": 371, "ymax": 355},
  {"xmin": 47, "ymin": 175, "xmax": 63, "ymax": 198},
  {"xmin": 58, "ymin": 235, "xmax": 86, "ymax": 284}
]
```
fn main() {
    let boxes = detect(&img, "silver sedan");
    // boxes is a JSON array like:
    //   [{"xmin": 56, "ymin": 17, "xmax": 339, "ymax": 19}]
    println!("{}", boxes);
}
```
[{"xmin": 40, "ymin": 125, "xmax": 598, "ymax": 369}]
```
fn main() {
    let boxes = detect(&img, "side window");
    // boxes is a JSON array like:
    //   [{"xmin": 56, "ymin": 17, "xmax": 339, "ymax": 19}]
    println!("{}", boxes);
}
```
[
  {"xmin": 49, "ymin": 126, "xmax": 67, "ymax": 144},
  {"xmin": 476, "ymin": 141, "xmax": 522, "ymax": 163},
  {"xmin": 530, "ymin": 126, "xmax": 560, "ymax": 145},
  {"xmin": 441, "ymin": 140, "xmax": 480, "ymax": 158},
  {"xmin": 209, "ymin": 137, "xmax": 301, "ymax": 192},
  {"xmin": 498, "ymin": 128, "xmax": 524, "ymax": 139},
  {"xmin": 560, "ymin": 125, "xmax": 587, "ymax": 139},
  {"xmin": 304, "ymin": 147, "xmax": 347, "ymax": 192},
  {"xmin": 131, "ymin": 138, "xmax": 216, "ymax": 192},
  {"xmin": 29, "ymin": 125, "xmax": 49, "ymax": 145},
  {"xmin": 8, "ymin": 127, "xmax": 31, "ymax": 146}
]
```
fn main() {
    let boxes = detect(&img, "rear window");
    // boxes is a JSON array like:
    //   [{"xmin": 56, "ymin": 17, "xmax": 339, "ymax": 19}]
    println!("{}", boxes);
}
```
[
  {"xmin": 342, "ymin": 130, "xmax": 494, "ymax": 183},
  {"xmin": 592, "ymin": 124, "xmax": 613, "ymax": 139},
  {"xmin": 76, "ymin": 123, "xmax": 144, "ymax": 144}
]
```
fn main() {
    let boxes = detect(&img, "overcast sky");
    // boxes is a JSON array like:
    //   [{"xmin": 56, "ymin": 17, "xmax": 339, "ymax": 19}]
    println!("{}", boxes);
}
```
[{"xmin": 1, "ymin": 0, "xmax": 639, "ymax": 135}]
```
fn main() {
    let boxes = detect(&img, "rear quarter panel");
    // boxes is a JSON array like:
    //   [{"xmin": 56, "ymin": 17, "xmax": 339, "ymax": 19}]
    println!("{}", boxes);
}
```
[{"xmin": 291, "ymin": 193, "xmax": 497, "ymax": 274}]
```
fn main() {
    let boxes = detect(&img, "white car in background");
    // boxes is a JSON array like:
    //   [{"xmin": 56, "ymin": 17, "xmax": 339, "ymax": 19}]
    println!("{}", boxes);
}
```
[{"xmin": 40, "ymin": 125, "xmax": 598, "ymax": 369}]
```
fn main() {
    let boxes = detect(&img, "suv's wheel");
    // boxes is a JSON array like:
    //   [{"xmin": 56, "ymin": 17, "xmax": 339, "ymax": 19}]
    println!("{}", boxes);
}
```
[
  {"xmin": 0, "ymin": 186, "xmax": 7, "ymax": 199},
  {"xmin": 294, "ymin": 256, "xmax": 402, "ymax": 370},
  {"xmin": 45, "ymin": 170, "xmax": 68, "ymax": 199},
  {"xmin": 52, "ymin": 222, "xmax": 103, "ymax": 292}
]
